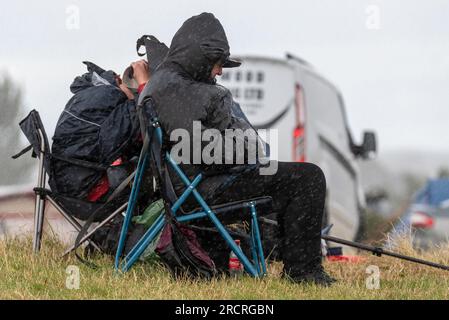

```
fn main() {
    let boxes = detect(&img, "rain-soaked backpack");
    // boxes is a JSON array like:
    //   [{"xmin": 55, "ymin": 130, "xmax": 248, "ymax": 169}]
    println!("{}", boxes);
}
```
[
  {"xmin": 156, "ymin": 220, "xmax": 217, "ymax": 278},
  {"xmin": 135, "ymin": 35, "xmax": 169, "ymax": 73}
]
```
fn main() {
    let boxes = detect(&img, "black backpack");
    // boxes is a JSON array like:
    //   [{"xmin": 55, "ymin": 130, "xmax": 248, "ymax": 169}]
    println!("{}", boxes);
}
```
[{"xmin": 155, "ymin": 220, "xmax": 217, "ymax": 279}]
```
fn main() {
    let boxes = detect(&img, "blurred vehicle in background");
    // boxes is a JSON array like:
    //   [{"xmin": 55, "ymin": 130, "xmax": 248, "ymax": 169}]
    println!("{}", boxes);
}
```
[
  {"xmin": 219, "ymin": 53, "xmax": 377, "ymax": 244},
  {"xmin": 396, "ymin": 178, "xmax": 449, "ymax": 249}
]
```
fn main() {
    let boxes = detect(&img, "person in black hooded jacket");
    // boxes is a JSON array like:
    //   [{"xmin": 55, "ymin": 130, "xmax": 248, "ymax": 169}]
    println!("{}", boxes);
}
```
[
  {"xmin": 51, "ymin": 60, "xmax": 149, "ymax": 202},
  {"xmin": 139, "ymin": 12, "xmax": 335, "ymax": 285}
]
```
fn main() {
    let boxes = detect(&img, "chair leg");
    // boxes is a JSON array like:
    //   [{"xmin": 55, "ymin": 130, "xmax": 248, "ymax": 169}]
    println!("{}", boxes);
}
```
[
  {"xmin": 115, "ymin": 148, "xmax": 149, "ymax": 270},
  {"xmin": 32, "ymin": 153, "xmax": 46, "ymax": 253},
  {"xmin": 250, "ymin": 204, "xmax": 267, "ymax": 275},
  {"xmin": 32, "ymin": 194, "xmax": 45, "ymax": 253},
  {"xmin": 121, "ymin": 213, "xmax": 165, "ymax": 272},
  {"xmin": 250, "ymin": 225, "xmax": 259, "ymax": 274},
  {"xmin": 198, "ymin": 202, "xmax": 259, "ymax": 277},
  {"xmin": 116, "ymin": 172, "xmax": 202, "ymax": 271}
]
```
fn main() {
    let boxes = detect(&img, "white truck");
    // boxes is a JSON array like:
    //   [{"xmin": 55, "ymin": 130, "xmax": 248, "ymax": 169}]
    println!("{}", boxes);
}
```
[{"xmin": 219, "ymin": 54, "xmax": 376, "ymax": 243}]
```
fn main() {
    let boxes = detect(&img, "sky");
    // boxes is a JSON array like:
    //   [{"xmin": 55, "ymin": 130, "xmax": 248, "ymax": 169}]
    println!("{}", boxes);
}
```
[{"xmin": 1, "ymin": 0, "xmax": 449, "ymax": 154}]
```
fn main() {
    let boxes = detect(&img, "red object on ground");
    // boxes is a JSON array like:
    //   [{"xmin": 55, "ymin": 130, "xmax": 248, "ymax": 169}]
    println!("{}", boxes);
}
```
[
  {"xmin": 327, "ymin": 255, "xmax": 366, "ymax": 263},
  {"xmin": 229, "ymin": 240, "xmax": 243, "ymax": 273}
]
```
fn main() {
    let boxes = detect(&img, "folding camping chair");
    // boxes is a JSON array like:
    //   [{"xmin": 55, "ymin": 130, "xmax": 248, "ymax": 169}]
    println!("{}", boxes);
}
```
[
  {"xmin": 114, "ymin": 100, "xmax": 271, "ymax": 277},
  {"xmin": 13, "ymin": 110, "xmax": 129, "ymax": 254}
]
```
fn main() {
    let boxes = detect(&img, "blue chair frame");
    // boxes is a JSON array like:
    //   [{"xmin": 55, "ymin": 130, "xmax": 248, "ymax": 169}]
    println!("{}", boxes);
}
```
[{"xmin": 114, "ymin": 115, "xmax": 268, "ymax": 277}]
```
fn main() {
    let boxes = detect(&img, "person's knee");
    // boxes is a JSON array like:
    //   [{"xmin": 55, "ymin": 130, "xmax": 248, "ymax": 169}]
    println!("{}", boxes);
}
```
[
  {"xmin": 275, "ymin": 162, "xmax": 327, "ymax": 196},
  {"xmin": 308, "ymin": 163, "xmax": 326, "ymax": 188},
  {"xmin": 293, "ymin": 162, "xmax": 326, "ymax": 191}
]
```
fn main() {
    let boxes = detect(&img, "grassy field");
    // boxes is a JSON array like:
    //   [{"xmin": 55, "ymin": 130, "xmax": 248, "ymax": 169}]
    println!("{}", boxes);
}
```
[{"xmin": 1, "ymin": 235, "xmax": 449, "ymax": 299}]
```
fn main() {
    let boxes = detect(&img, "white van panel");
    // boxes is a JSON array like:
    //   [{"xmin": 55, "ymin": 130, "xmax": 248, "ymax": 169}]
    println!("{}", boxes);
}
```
[
  {"xmin": 219, "ymin": 56, "xmax": 363, "ymax": 244},
  {"xmin": 298, "ymin": 69, "xmax": 350, "ymax": 155},
  {"xmin": 295, "ymin": 68, "xmax": 360, "ymax": 241},
  {"xmin": 219, "ymin": 58, "xmax": 295, "ymax": 161}
]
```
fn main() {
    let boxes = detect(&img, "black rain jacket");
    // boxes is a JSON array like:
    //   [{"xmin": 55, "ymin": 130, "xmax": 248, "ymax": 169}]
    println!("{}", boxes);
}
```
[
  {"xmin": 139, "ymin": 12, "xmax": 262, "ymax": 198},
  {"xmin": 50, "ymin": 62, "xmax": 141, "ymax": 199}
]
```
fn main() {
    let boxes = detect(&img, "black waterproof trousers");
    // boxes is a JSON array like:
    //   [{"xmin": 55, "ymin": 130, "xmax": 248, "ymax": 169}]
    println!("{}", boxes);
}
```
[{"xmin": 191, "ymin": 161, "xmax": 326, "ymax": 276}]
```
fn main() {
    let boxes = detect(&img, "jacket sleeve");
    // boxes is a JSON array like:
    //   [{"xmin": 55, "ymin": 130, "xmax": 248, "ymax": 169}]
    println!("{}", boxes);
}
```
[
  {"xmin": 203, "ymin": 89, "xmax": 260, "ymax": 172},
  {"xmin": 98, "ymin": 98, "xmax": 141, "ymax": 163}
]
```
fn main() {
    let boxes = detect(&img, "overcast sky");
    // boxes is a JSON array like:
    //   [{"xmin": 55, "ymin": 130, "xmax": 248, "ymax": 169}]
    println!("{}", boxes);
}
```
[{"xmin": 1, "ymin": 0, "xmax": 449, "ymax": 154}]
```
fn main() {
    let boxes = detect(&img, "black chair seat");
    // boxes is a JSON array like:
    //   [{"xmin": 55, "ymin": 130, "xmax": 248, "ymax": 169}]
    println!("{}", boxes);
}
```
[{"xmin": 51, "ymin": 192, "xmax": 127, "ymax": 222}]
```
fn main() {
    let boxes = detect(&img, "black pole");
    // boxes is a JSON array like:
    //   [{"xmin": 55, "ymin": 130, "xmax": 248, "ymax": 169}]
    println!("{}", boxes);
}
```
[
  {"xmin": 258, "ymin": 217, "xmax": 449, "ymax": 272},
  {"xmin": 323, "ymin": 235, "xmax": 449, "ymax": 272}
]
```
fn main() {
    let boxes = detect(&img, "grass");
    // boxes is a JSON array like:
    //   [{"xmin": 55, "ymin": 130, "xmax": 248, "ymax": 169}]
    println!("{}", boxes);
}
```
[{"xmin": 1, "ymin": 235, "xmax": 449, "ymax": 299}]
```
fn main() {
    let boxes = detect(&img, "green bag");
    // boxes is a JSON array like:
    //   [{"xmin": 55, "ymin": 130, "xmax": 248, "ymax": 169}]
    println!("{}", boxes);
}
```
[
  {"xmin": 132, "ymin": 199, "xmax": 164, "ymax": 261},
  {"xmin": 133, "ymin": 199, "xmax": 164, "ymax": 228}
]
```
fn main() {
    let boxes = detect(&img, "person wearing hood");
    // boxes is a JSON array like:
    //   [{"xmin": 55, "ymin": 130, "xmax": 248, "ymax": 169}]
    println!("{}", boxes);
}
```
[
  {"xmin": 51, "ymin": 59, "xmax": 150, "ymax": 204},
  {"xmin": 139, "ymin": 12, "xmax": 335, "ymax": 286}
]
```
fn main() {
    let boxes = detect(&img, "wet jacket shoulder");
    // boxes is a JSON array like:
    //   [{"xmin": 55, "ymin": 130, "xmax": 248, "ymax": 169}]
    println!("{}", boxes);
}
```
[{"xmin": 144, "ymin": 67, "xmax": 232, "ymax": 135}]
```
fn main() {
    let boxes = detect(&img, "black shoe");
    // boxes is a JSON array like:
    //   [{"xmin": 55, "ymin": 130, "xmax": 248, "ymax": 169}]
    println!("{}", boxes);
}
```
[{"xmin": 284, "ymin": 269, "xmax": 337, "ymax": 287}]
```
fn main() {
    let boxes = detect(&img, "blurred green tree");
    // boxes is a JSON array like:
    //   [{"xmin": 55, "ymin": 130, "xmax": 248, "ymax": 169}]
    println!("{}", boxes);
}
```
[
  {"xmin": 0, "ymin": 72, "xmax": 33, "ymax": 185},
  {"xmin": 437, "ymin": 167, "xmax": 449, "ymax": 179}
]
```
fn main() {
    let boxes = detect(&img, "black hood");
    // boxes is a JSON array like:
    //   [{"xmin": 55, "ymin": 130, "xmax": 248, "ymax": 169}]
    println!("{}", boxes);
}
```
[{"xmin": 164, "ymin": 12, "xmax": 232, "ymax": 83}]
